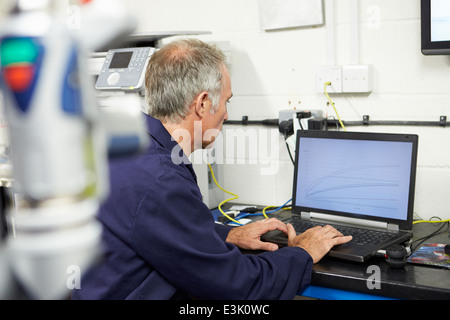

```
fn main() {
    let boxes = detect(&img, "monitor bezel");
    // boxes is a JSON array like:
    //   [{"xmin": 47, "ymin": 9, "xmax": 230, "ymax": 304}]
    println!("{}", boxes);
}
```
[{"xmin": 421, "ymin": 0, "xmax": 450, "ymax": 55}]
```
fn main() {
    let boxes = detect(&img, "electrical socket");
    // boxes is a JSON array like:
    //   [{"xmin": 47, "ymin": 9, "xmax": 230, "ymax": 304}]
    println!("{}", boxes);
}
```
[
  {"xmin": 342, "ymin": 65, "xmax": 373, "ymax": 93},
  {"xmin": 317, "ymin": 66, "xmax": 343, "ymax": 93}
]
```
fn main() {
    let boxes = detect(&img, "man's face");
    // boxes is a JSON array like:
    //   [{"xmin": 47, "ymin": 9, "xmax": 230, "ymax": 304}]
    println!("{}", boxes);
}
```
[{"xmin": 201, "ymin": 65, "xmax": 232, "ymax": 149}]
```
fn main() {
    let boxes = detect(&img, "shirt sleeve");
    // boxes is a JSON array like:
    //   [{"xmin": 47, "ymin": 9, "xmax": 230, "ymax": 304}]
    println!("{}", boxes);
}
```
[
  {"xmin": 129, "ymin": 170, "xmax": 313, "ymax": 300},
  {"xmin": 214, "ymin": 223, "xmax": 232, "ymax": 241}
]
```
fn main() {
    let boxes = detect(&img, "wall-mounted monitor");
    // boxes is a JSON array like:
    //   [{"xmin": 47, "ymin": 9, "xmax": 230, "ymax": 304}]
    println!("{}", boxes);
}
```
[{"xmin": 421, "ymin": 0, "xmax": 450, "ymax": 55}]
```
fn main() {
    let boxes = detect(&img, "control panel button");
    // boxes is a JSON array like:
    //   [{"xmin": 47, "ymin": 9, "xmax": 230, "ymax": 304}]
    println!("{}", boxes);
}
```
[{"xmin": 107, "ymin": 72, "xmax": 120, "ymax": 86}]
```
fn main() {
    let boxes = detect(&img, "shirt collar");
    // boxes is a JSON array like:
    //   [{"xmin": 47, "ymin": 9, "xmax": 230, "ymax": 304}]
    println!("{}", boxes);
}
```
[{"xmin": 145, "ymin": 114, "xmax": 191, "ymax": 165}]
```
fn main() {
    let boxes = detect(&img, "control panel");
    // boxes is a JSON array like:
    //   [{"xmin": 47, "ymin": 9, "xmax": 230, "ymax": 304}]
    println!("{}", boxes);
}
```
[{"xmin": 95, "ymin": 47, "xmax": 156, "ymax": 91}]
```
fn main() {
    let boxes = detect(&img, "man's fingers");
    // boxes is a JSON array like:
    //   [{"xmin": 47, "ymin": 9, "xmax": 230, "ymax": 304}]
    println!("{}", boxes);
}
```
[
  {"xmin": 263, "ymin": 218, "xmax": 288, "ymax": 234},
  {"xmin": 322, "ymin": 225, "xmax": 345, "ymax": 237},
  {"xmin": 308, "ymin": 225, "xmax": 348, "ymax": 239},
  {"xmin": 286, "ymin": 223, "xmax": 297, "ymax": 243},
  {"xmin": 320, "ymin": 225, "xmax": 353, "ymax": 245},
  {"xmin": 332, "ymin": 235, "xmax": 353, "ymax": 245}
]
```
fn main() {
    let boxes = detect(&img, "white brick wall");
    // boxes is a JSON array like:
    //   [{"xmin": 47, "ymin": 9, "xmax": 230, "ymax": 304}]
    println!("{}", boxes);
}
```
[
  {"xmin": 2, "ymin": 2, "xmax": 446, "ymax": 218},
  {"xmin": 132, "ymin": 0, "xmax": 450, "ymax": 220}
]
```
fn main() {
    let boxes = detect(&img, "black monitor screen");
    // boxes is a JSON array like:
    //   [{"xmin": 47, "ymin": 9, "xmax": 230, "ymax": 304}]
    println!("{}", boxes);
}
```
[{"xmin": 421, "ymin": 0, "xmax": 450, "ymax": 55}]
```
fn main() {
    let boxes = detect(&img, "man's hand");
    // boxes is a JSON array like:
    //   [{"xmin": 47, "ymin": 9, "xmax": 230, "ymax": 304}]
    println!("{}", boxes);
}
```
[
  {"xmin": 287, "ymin": 224, "xmax": 353, "ymax": 263},
  {"xmin": 225, "ymin": 218, "xmax": 288, "ymax": 252}
]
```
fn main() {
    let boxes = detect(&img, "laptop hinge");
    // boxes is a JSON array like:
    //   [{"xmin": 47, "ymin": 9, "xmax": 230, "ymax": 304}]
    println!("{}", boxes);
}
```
[
  {"xmin": 387, "ymin": 223, "xmax": 399, "ymax": 232},
  {"xmin": 302, "ymin": 211, "xmax": 395, "ymax": 231},
  {"xmin": 301, "ymin": 212, "xmax": 311, "ymax": 220}
]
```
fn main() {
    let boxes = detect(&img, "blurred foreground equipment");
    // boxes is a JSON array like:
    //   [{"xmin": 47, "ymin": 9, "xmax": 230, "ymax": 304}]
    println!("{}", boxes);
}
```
[{"xmin": 0, "ymin": 0, "xmax": 147, "ymax": 299}]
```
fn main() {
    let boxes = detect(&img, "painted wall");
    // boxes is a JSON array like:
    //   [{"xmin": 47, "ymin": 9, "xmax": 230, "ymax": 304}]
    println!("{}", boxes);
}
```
[
  {"xmin": 1, "ymin": 0, "xmax": 448, "ymax": 220},
  {"xmin": 127, "ymin": 0, "xmax": 450, "ymax": 221}
]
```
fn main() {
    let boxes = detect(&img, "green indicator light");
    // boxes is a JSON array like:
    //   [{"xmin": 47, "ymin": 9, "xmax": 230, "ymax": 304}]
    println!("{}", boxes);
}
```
[{"xmin": 0, "ymin": 38, "xmax": 38, "ymax": 66}]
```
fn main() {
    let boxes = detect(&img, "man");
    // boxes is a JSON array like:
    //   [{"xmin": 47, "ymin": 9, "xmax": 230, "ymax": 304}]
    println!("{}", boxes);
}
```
[{"xmin": 72, "ymin": 39, "xmax": 351, "ymax": 300}]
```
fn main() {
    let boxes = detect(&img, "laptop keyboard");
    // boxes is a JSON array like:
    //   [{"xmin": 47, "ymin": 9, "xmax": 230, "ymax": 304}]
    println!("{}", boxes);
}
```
[{"xmin": 291, "ymin": 218, "xmax": 395, "ymax": 246}]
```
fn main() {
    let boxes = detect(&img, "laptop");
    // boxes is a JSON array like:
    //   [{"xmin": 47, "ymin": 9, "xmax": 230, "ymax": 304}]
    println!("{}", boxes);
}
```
[{"xmin": 278, "ymin": 130, "xmax": 418, "ymax": 263}]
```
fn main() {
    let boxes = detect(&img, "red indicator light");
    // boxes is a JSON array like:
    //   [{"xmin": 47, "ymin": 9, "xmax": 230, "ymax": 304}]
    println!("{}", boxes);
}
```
[{"xmin": 3, "ymin": 64, "xmax": 35, "ymax": 92}]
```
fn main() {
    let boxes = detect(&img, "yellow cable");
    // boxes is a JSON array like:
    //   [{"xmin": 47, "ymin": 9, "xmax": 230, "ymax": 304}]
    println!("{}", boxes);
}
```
[
  {"xmin": 208, "ymin": 164, "xmax": 293, "ymax": 224},
  {"xmin": 262, "ymin": 206, "xmax": 271, "ymax": 219},
  {"xmin": 262, "ymin": 205, "xmax": 291, "ymax": 219},
  {"xmin": 207, "ymin": 163, "xmax": 242, "ymax": 225},
  {"xmin": 413, "ymin": 219, "xmax": 450, "ymax": 224},
  {"xmin": 324, "ymin": 82, "xmax": 347, "ymax": 131}
]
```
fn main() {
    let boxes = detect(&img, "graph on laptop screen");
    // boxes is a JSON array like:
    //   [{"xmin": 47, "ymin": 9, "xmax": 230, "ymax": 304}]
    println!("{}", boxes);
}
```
[{"xmin": 294, "ymin": 134, "xmax": 415, "ymax": 221}]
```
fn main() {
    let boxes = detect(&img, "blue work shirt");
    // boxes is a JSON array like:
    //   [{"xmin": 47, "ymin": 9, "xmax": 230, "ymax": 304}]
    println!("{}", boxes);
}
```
[{"xmin": 72, "ymin": 114, "xmax": 313, "ymax": 300}]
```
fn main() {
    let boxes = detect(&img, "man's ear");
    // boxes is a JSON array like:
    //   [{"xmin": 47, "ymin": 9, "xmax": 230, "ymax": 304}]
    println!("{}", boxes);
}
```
[{"xmin": 194, "ymin": 91, "xmax": 209, "ymax": 119}]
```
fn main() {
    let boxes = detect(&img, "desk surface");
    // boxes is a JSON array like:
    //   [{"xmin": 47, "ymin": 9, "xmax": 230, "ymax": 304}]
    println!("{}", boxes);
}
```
[
  {"xmin": 214, "ymin": 208, "xmax": 450, "ymax": 300},
  {"xmin": 309, "ymin": 222, "xmax": 450, "ymax": 300}
]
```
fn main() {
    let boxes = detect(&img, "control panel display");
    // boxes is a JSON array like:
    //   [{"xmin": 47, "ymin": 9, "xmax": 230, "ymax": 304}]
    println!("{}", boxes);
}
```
[{"xmin": 109, "ymin": 51, "xmax": 133, "ymax": 69}]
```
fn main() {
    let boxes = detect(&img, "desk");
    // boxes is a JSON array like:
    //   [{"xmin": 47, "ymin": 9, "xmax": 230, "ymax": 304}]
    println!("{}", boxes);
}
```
[
  {"xmin": 212, "ymin": 208, "xmax": 450, "ymax": 300},
  {"xmin": 301, "ymin": 221, "xmax": 450, "ymax": 300}
]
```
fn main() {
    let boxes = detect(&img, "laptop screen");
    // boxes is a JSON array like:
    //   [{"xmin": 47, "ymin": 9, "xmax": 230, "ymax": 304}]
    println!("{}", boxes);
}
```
[{"xmin": 292, "ymin": 130, "xmax": 418, "ymax": 229}]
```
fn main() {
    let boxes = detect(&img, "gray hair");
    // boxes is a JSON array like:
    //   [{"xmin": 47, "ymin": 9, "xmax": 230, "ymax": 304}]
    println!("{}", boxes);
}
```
[{"xmin": 145, "ymin": 39, "xmax": 227, "ymax": 123}]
